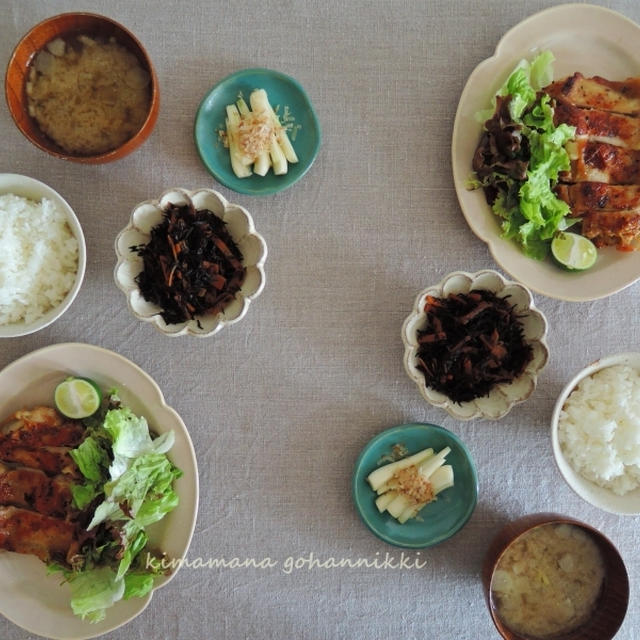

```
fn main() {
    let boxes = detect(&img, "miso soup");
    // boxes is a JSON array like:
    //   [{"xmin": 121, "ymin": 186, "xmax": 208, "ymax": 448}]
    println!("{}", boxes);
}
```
[{"xmin": 491, "ymin": 523, "xmax": 605, "ymax": 639}]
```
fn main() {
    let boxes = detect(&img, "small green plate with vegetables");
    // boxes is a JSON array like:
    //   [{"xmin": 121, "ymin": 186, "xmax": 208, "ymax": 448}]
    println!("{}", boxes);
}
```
[
  {"xmin": 352, "ymin": 423, "xmax": 478, "ymax": 548},
  {"xmin": 194, "ymin": 68, "xmax": 321, "ymax": 196}
]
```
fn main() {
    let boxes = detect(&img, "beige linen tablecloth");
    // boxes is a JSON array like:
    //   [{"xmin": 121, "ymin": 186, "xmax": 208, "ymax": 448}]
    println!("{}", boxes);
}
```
[{"xmin": 1, "ymin": 1, "xmax": 640, "ymax": 638}]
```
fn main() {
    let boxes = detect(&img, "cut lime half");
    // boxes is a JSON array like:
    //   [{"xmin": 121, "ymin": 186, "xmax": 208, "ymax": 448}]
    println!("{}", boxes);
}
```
[
  {"xmin": 54, "ymin": 377, "xmax": 102, "ymax": 419},
  {"xmin": 551, "ymin": 232, "xmax": 598, "ymax": 271}
]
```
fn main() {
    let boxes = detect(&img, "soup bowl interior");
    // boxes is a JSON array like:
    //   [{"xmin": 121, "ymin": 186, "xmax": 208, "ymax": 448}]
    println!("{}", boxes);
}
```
[
  {"xmin": 5, "ymin": 12, "xmax": 159, "ymax": 163},
  {"xmin": 482, "ymin": 513, "xmax": 628, "ymax": 640}
]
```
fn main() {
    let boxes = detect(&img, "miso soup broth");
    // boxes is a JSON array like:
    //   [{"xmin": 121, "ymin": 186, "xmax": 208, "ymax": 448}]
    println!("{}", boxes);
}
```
[
  {"xmin": 491, "ymin": 523, "xmax": 605, "ymax": 639},
  {"xmin": 26, "ymin": 34, "xmax": 150, "ymax": 155}
]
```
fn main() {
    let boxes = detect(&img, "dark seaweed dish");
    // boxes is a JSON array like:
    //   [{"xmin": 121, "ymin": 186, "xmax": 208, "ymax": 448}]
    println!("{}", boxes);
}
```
[
  {"xmin": 131, "ymin": 202, "xmax": 245, "ymax": 325},
  {"xmin": 415, "ymin": 290, "xmax": 533, "ymax": 403}
]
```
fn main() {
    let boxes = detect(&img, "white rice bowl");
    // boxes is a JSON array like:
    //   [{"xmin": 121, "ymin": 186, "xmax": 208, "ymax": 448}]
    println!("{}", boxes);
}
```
[
  {"xmin": 551, "ymin": 353, "xmax": 640, "ymax": 515},
  {"xmin": 558, "ymin": 365, "xmax": 640, "ymax": 495},
  {"xmin": 0, "ymin": 174, "xmax": 85, "ymax": 337}
]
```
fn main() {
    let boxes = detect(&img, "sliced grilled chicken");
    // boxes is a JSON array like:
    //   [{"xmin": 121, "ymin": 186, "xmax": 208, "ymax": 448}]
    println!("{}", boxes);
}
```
[
  {"xmin": 561, "ymin": 140, "xmax": 640, "ymax": 184},
  {"xmin": 580, "ymin": 210, "xmax": 640, "ymax": 250},
  {"xmin": 0, "ymin": 463, "xmax": 74, "ymax": 517},
  {"xmin": 0, "ymin": 444, "xmax": 76, "ymax": 476},
  {"xmin": 0, "ymin": 406, "xmax": 84, "ymax": 449},
  {"xmin": 0, "ymin": 505, "xmax": 78, "ymax": 564},
  {"xmin": 556, "ymin": 183, "xmax": 640, "ymax": 214},
  {"xmin": 553, "ymin": 99, "xmax": 640, "ymax": 150},
  {"xmin": 555, "ymin": 183, "xmax": 640, "ymax": 249},
  {"xmin": 546, "ymin": 73, "xmax": 640, "ymax": 116}
]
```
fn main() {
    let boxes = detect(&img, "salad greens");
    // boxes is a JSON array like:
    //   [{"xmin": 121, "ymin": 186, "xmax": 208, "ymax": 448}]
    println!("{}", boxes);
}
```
[
  {"xmin": 51, "ymin": 391, "xmax": 181, "ymax": 623},
  {"xmin": 471, "ymin": 51, "xmax": 577, "ymax": 260}
]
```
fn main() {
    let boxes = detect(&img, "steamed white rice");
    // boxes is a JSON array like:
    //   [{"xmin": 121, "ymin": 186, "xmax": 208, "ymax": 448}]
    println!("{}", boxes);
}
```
[
  {"xmin": 0, "ymin": 193, "xmax": 78, "ymax": 326},
  {"xmin": 558, "ymin": 364, "xmax": 640, "ymax": 495}
]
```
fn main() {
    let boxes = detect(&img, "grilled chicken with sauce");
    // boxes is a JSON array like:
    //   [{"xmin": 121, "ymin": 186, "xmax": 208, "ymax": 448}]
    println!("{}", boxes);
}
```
[
  {"xmin": 556, "ymin": 183, "xmax": 640, "ymax": 213},
  {"xmin": 0, "ymin": 406, "xmax": 86, "ymax": 566},
  {"xmin": 553, "ymin": 99, "xmax": 640, "ymax": 150},
  {"xmin": 556, "ymin": 183, "xmax": 640, "ymax": 249},
  {"xmin": 0, "ymin": 406, "xmax": 84, "ymax": 449},
  {"xmin": 547, "ymin": 73, "xmax": 640, "ymax": 250},
  {"xmin": 0, "ymin": 505, "xmax": 78, "ymax": 564},
  {"xmin": 0, "ymin": 406, "xmax": 81, "ymax": 477},
  {"xmin": 561, "ymin": 140, "xmax": 640, "ymax": 185},
  {"xmin": 579, "ymin": 211, "xmax": 640, "ymax": 250},
  {"xmin": 546, "ymin": 73, "xmax": 640, "ymax": 116},
  {"xmin": 555, "ymin": 172, "xmax": 640, "ymax": 251},
  {"xmin": 0, "ymin": 463, "xmax": 74, "ymax": 518},
  {"xmin": 0, "ymin": 444, "xmax": 77, "ymax": 476}
]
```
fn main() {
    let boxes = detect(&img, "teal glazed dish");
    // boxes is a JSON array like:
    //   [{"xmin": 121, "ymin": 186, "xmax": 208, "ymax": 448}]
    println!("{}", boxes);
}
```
[
  {"xmin": 194, "ymin": 68, "xmax": 321, "ymax": 195},
  {"xmin": 352, "ymin": 423, "xmax": 478, "ymax": 548}
]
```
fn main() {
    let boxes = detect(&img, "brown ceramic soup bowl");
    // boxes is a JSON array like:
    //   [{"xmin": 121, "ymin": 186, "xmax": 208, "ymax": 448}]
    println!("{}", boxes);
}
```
[
  {"xmin": 482, "ymin": 513, "xmax": 628, "ymax": 640},
  {"xmin": 5, "ymin": 12, "xmax": 159, "ymax": 163}
]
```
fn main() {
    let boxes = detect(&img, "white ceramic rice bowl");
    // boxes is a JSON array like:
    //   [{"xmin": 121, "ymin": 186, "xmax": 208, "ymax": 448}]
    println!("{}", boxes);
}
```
[
  {"xmin": 0, "ymin": 173, "xmax": 86, "ymax": 338},
  {"xmin": 551, "ymin": 352, "xmax": 640, "ymax": 515}
]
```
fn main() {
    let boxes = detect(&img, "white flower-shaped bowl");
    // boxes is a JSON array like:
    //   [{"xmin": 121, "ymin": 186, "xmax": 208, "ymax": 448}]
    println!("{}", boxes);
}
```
[
  {"xmin": 401, "ymin": 270, "xmax": 549, "ymax": 421},
  {"xmin": 114, "ymin": 188, "xmax": 267, "ymax": 337}
]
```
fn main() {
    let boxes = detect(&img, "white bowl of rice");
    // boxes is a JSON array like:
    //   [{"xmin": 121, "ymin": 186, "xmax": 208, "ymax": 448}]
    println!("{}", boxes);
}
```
[
  {"xmin": 0, "ymin": 174, "xmax": 86, "ymax": 337},
  {"xmin": 551, "ymin": 353, "xmax": 640, "ymax": 515}
]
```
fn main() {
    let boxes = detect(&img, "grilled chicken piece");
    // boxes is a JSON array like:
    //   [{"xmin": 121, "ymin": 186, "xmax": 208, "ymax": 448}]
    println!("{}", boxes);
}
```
[
  {"xmin": 561, "ymin": 140, "xmax": 640, "ymax": 184},
  {"xmin": 556, "ymin": 183, "xmax": 640, "ymax": 214},
  {"xmin": 553, "ymin": 99, "xmax": 640, "ymax": 150},
  {"xmin": 580, "ymin": 211, "xmax": 640, "ymax": 250},
  {"xmin": 0, "ymin": 445, "xmax": 76, "ymax": 476},
  {"xmin": 0, "ymin": 505, "xmax": 78, "ymax": 564},
  {"xmin": 0, "ymin": 406, "xmax": 84, "ymax": 449},
  {"xmin": 0, "ymin": 463, "xmax": 74, "ymax": 518},
  {"xmin": 546, "ymin": 73, "xmax": 640, "ymax": 116}
]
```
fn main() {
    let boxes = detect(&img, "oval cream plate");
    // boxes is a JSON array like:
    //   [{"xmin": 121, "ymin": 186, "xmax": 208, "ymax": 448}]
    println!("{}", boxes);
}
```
[
  {"xmin": 452, "ymin": 4, "xmax": 640, "ymax": 301},
  {"xmin": 0, "ymin": 343, "xmax": 199, "ymax": 640}
]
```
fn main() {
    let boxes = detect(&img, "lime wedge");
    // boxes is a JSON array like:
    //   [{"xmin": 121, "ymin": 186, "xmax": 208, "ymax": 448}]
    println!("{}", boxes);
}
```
[
  {"xmin": 551, "ymin": 232, "xmax": 598, "ymax": 271},
  {"xmin": 54, "ymin": 377, "xmax": 102, "ymax": 419}
]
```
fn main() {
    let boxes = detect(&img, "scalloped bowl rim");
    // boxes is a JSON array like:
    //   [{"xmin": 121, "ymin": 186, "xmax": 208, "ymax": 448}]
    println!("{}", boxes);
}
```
[
  {"xmin": 401, "ymin": 270, "xmax": 549, "ymax": 420},
  {"xmin": 114, "ymin": 187, "xmax": 267, "ymax": 337}
]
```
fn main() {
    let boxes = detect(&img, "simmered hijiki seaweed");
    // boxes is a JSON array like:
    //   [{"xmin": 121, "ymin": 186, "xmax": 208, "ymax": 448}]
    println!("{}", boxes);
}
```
[
  {"xmin": 415, "ymin": 290, "xmax": 533, "ymax": 403},
  {"xmin": 131, "ymin": 202, "xmax": 246, "ymax": 325}
]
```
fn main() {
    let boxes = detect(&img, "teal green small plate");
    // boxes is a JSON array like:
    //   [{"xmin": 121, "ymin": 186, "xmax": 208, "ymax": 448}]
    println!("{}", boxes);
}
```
[
  {"xmin": 194, "ymin": 68, "xmax": 321, "ymax": 196},
  {"xmin": 352, "ymin": 423, "xmax": 478, "ymax": 548}
]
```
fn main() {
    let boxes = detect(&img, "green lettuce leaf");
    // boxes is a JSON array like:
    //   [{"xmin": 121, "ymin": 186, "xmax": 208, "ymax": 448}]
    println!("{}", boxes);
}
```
[
  {"xmin": 70, "ymin": 436, "xmax": 109, "ymax": 482},
  {"xmin": 504, "ymin": 67, "xmax": 536, "ymax": 120},
  {"xmin": 68, "ymin": 567, "xmax": 126, "ymax": 623},
  {"xmin": 104, "ymin": 407, "xmax": 175, "ymax": 479},
  {"xmin": 71, "ymin": 482, "xmax": 99, "ymax": 510},
  {"xmin": 476, "ymin": 50, "xmax": 555, "ymax": 123},
  {"xmin": 123, "ymin": 572, "xmax": 155, "ymax": 600},
  {"xmin": 63, "ymin": 395, "xmax": 181, "ymax": 622},
  {"xmin": 475, "ymin": 50, "xmax": 576, "ymax": 259},
  {"xmin": 88, "ymin": 452, "xmax": 181, "ymax": 530},
  {"xmin": 528, "ymin": 49, "xmax": 555, "ymax": 90},
  {"xmin": 117, "ymin": 529, "xmax": 148, "ymax": 580}
]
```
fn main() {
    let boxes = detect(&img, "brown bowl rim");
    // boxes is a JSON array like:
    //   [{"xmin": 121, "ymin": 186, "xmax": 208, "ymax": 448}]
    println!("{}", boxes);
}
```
[
  {"xmin": 4, "ymin": 11, "xmax": 159, "ymax": 164},
  {"xmin": 482, "ymin": 513, "xmax": 629, "ymax": 640}
]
